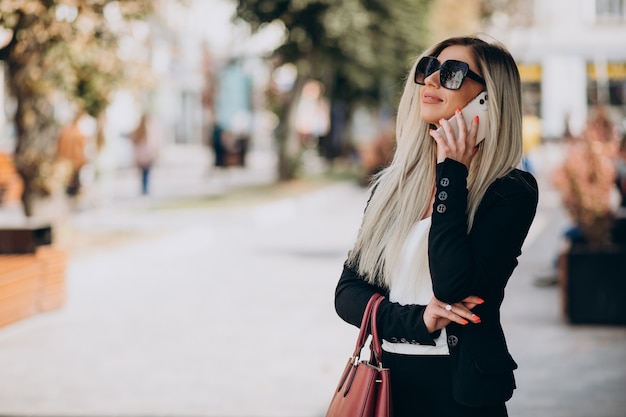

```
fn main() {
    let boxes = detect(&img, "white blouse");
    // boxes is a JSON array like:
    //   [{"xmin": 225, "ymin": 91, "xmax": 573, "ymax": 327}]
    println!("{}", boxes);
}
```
[{"xmin": 382, "ymin": 217, "xmax": 450, "ymax": 355}]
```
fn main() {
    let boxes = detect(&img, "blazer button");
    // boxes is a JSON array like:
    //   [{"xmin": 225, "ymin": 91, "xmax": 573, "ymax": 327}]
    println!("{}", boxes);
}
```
[
  {"xmin": 440, "ymin": 177, "xmax": 450, "ymax": 187},
  {"xmin": 438, "ymin": 191, "xmax": 448, "ymax": 201},
  {"xmin": 447, "ymin": 335, "xmax": 459, "ymax": 347},
  {"xmin": 436, "ymin": 204, "xmax": 447, "ymax": 214}
]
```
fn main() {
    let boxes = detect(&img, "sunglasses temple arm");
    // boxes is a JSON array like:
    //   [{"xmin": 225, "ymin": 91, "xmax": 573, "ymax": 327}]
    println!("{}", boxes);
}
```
[{"xmin": 467, "ymin": 71, "xmax": 486, "ymax": 86}]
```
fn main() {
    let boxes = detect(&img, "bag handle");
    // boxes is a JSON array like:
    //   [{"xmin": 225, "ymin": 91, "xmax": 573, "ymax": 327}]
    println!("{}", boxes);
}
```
[
  {"xmin": 351, "ymin": 293, "xmax": 384, "ymax": 361},
  {"xmin": 370, "ymin": 295, "xmax": 385, "ymax": 365}
]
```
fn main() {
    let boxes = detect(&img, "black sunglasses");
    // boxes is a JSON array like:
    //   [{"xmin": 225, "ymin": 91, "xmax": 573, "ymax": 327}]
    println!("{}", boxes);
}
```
[{"xmin": 414, "ymin": 56, "xmax": 486, "ymax": 90}]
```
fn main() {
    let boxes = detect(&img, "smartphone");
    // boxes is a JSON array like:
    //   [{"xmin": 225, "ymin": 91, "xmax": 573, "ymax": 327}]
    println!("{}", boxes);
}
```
[{"xmin": 435, "ymin": 91, "xmax": 489, "ymax": 144}]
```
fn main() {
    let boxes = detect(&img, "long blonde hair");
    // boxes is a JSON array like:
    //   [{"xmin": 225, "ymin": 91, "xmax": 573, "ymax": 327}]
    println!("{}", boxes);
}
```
[{"xmin": 348, "ymin": 36, "xmax": 523, "ymax": 287}]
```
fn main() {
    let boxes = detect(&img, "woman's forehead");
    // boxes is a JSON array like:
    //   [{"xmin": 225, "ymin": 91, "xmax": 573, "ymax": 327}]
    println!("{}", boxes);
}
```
[{"xmin": 437, "ymin": 45, "xmax": 480, "ymax": 72}]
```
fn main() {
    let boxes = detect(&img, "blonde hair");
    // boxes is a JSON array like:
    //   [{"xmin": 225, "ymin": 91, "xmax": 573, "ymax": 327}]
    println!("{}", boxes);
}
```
[{"xmin": 348, "ymin": 36, "xmax": 523, "ymax": 287}]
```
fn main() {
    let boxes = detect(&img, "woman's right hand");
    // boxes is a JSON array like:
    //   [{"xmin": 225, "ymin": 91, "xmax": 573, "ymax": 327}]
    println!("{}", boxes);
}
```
[
  {"xmin": 423, "ymin": 295, "xmax": 484, "ymax": 334},
  {"xmin": 429, "ymin": 109, "xmax": 480, "ymax": 169}
]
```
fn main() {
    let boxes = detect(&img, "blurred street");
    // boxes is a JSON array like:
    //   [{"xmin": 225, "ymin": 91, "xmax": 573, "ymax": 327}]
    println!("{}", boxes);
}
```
[{"xmin": 0, "ymin": 144, "xmax": 625, "ymax": 417}]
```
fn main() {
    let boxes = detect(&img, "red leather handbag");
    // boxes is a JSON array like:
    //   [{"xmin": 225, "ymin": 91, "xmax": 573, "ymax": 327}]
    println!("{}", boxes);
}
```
[{"xmin": 326, "ymin": 293, "xmax": 392, "ymax": 417}]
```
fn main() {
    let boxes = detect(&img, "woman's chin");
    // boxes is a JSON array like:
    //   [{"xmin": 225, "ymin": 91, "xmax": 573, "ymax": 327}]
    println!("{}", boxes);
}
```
[
  {"xmin": 423, "ymin": 118, "xmax": 439, "ymax": 127},
  {"xmin": 420, "ymin": 112, "xmax": 441, "ymax": 127}
]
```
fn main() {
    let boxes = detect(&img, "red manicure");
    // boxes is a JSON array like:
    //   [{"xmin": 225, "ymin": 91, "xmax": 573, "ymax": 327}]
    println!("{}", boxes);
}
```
[
  {"xmin": 456, "ymin": 108, "xmax": 461, "ymax": 113},
  {"xmin": 476, "ymin": 297, "xmax": 485, "ymax": 304},
  {"xmin": 474, "ymin": 115, "xmax": 479, "ymax": 122}
]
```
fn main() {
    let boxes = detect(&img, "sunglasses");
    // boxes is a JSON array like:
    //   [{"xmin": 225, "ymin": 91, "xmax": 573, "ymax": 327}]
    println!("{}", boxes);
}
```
[{"xmin": 414, "ymin": 56, "xmax": 486, "ymax": 90}]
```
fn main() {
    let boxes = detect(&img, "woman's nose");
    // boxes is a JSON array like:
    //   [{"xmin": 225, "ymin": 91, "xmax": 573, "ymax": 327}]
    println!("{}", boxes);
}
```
[{"xmin": 424, "ymin": 70, "xmax": 440, "ymax": 87}]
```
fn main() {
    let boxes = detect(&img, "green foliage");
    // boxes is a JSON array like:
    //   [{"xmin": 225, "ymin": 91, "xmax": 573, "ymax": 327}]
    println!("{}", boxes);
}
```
[
  {"xmin": 236, "ymin": 0, "xmax": 433, "ymax": 104},
  {"xmin": 0, "ymin": 0, "xmax": 153, "ymax": 118}
]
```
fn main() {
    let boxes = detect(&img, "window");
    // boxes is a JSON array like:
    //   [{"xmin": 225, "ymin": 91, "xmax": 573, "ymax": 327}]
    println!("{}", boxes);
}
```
[
  {"xmin": 595, "ymin": 0, "xmax": 625, "ymax": 20},
  {"xmin": 587, "ymin": 63, "xmax": 626, "ymax": 116},
  {"xmin": 518, "ymin": 64, "xmax": 542, "ymax": 117}
]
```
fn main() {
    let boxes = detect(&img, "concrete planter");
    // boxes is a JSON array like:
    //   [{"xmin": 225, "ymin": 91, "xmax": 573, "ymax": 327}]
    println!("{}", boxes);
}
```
[{"xmin": 560, "ymin": 243, "xmax": 626, "ymax": 325}]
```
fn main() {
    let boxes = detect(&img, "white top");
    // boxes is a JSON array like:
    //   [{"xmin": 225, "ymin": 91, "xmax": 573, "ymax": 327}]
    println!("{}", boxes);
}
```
[{"xmin": 382, "ymin": 217, "xmax": 450, "ymax": 355}]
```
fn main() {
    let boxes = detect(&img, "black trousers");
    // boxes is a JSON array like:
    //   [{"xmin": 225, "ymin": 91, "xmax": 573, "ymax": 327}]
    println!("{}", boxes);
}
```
[{"xmin": 382, "ymin": 351, "xmax": 508, "ymax": 417}]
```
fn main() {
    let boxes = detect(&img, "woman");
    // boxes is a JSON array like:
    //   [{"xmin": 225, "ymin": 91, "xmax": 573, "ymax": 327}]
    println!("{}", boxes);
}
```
[
  {"xmin": 334, "ymin": 36, "xmax": 538, "ymax": 416},
  {"xmin": 130, "ymin": 113, "xmax": 159, "ymax": 195}
]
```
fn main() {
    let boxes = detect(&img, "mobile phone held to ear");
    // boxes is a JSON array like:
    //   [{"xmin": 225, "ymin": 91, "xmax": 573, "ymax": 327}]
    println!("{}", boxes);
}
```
[{"xmin": 436, "ymin": 91, "xmax": 489, "ymax": 144}]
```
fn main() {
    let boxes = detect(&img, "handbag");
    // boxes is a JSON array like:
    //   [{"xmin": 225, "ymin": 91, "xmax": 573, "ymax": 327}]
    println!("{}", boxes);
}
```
[{"xmin": 326, "ymin": 293, "xmax": 392, "ymax": 417}]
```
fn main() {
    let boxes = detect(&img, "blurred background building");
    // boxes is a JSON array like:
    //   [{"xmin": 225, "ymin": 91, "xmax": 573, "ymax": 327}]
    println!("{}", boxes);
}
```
[
  {"xmin": 99, "ymin": 0, "xmax": 282, "ymax": 165},
  {"xmin": 489, "ymin": 0, "xmax": 626, "ymax": 139}
]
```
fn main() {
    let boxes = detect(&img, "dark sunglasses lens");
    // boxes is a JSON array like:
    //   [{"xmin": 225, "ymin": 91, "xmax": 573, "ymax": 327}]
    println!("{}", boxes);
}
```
[
  {"xmin": 415, "ymin": 57, "xmax": 440, "ymax": 85},
  {"xmin": 440, "ymin": 60, "xmax": 469, "ymax": 90}
]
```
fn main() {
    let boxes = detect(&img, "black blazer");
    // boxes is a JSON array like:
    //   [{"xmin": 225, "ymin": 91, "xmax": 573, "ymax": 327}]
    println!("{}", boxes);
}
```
[{"xmin": 335, "ymin": 158, "xmax": 539, "ymax": 408}]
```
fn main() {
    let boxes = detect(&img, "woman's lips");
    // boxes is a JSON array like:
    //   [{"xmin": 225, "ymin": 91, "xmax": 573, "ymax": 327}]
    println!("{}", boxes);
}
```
[{"xmin": 422, "ymin": 94, "xmax": 443, "ymax": 104}]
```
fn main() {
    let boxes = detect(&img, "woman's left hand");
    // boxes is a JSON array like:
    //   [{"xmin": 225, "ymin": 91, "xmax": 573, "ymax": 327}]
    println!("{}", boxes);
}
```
[
  {"xmin": 423, "ymin": 295, "xmax": 483, "ymax": 334},
  {"xmin": 430, "ymin": 109, "xmax": 480, "ymax": 169}
]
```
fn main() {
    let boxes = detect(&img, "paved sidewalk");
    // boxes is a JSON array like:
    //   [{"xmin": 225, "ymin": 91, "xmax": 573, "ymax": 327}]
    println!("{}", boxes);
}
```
[{"xmin": 0, "ymin": 144, "xmax": 624, "ymax": 416}]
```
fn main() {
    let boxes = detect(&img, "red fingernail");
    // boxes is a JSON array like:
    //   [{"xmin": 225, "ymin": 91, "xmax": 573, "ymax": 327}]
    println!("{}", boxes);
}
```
[
  {"xmin": 476, "ymin": 297, "xmax": 485, "ymax": 304},
  {"xmin": 456, "ymin": 108, "xmax": 461, "ymax": 113},
  {"xmin": 474, "ymin": 115, "xmax": 479, "ymax": 122},
  {"xmin": 461, "ymin": 319, "xmax": 469, "ymax": 325},
  {"xmin": 472, "ymin": 314, "xmax": 481, "ymax": 323}
]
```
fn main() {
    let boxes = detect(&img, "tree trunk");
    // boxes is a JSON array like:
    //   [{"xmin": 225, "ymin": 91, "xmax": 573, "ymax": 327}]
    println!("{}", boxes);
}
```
[
  {"xmin": 275, "ymin": 73, "xmax": 307, "ymax": 181},
  {"xmin": 12, "ymin": 92, "xmax": 61, "ymax": 217}
]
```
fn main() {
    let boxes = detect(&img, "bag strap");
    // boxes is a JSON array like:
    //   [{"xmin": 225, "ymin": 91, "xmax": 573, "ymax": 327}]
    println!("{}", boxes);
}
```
[
  {"xmin": 351, "ymin": 293, "xmax": 384, "ymax": 360},
  {"xmin": 370, "ymin": 295, "xmax": 385, "ymax": 364}
]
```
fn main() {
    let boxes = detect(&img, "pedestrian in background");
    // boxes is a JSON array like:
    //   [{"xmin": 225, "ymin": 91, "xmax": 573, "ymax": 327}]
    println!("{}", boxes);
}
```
[
  {"xmin": 56, "ymin": 112, "xmax": 87, "ymax": 197},
  {"xmin": 130, "ymin": 113, "xmax": 159, "ymax": 195},
  {"xmin": 334, "ymin": 36, "xmax": 538, "ymax": 416}
]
